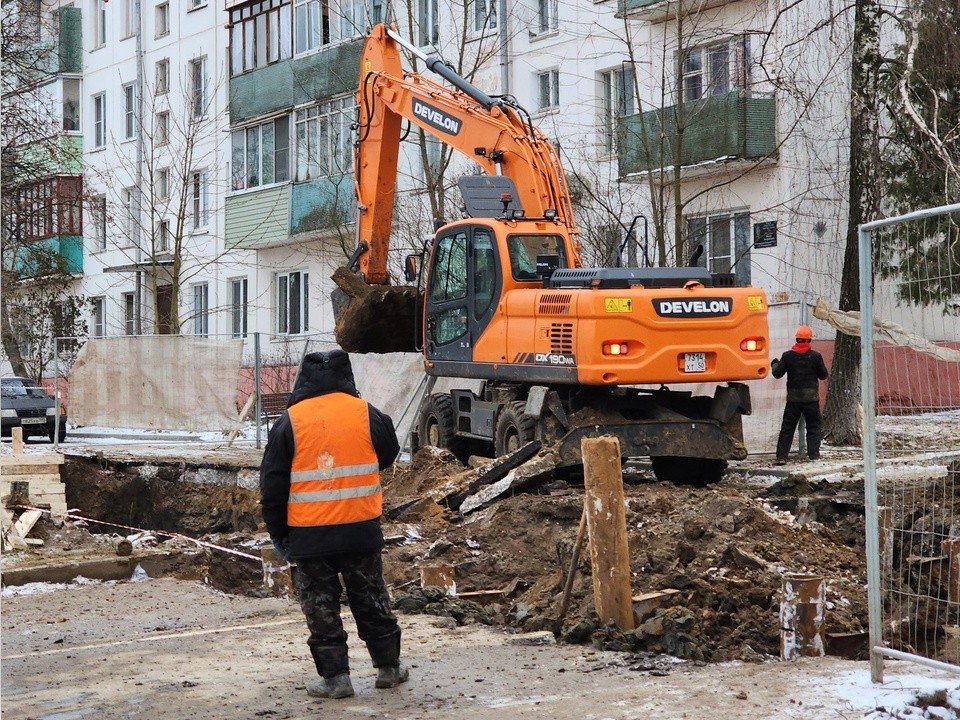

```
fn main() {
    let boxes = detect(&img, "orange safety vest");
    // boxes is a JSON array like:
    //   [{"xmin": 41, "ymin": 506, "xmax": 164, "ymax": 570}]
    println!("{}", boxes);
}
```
[{"xmin": 286, "ymin": 393, "xmax": 382, "ymax": 527}]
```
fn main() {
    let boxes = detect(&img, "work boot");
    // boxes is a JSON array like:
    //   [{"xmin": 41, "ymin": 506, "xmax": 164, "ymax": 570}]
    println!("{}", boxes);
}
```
[
  {"xmin": 775, "ymin": 458, "xmax": 787, "ymax": 466},
  {"xmin": 306, "ymin": 673, "xmax": 355, "ymax": 699},
  {"xmin": 375, "ymin": 664, "xmax": 410, "ymax": 689}
]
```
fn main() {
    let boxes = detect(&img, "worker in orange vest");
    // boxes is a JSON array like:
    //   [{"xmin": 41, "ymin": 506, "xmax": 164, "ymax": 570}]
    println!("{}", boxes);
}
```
[
  {"xmin": 771, "ymin": 325, "xmax": 829, "ymax": 465},
  {"xmin": 260, "ymin": 350, "xmax": 405, "ymax": 699}
]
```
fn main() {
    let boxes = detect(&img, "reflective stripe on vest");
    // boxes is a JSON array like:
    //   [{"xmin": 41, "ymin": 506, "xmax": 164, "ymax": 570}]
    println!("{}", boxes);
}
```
[{"xmin": 286, "ymin": 393, "xmax": 382, "ymax": 527}]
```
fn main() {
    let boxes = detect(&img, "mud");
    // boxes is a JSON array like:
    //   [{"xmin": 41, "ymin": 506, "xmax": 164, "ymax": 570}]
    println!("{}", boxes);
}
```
[{"xmin": 332, "ymin": 266, "xmax": 419, "ymax": 353}]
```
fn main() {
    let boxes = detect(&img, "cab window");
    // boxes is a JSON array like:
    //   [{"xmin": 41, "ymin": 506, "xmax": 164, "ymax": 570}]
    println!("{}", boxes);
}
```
[
  {"xmin": 473, "ymin": 230, "xmax": 496, "ymax": 316},
  {"xmin": 429, "ymin": 231, "xmax": 468, "ymax": 302},
  {"xmin": 507, "ymin": 234, "xmax": 566, "ymax": 280}
]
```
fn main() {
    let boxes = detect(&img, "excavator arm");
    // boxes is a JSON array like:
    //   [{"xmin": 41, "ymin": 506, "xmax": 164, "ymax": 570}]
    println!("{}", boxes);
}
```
[{"xmin": 352, "ymin": 23, "xmax": 581, "ymax": 284}]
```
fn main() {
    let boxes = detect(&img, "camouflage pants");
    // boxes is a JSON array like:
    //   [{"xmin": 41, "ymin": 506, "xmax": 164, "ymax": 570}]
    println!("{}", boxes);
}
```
[{"xmin": 295, "ymin": 552, "xmax": 400, "ymax": 679}]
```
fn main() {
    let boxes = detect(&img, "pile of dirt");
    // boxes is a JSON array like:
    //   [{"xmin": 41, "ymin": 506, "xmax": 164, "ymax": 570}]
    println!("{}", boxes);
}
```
[
  {"xmin": 331, "ymin": 266, "xmax": 418, "ymax": 353},
  {"xmin": 381, "ymin": 449, "xmax": 869, "ymax": 662}
]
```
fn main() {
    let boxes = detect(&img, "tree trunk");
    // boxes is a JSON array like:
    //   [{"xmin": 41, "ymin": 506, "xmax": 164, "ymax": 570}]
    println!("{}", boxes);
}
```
[
  {"xmin": 823, "ymin": 0, "xmax": 882, "ymax": 445},
  {"xmin": 0, "ymin": 293, "xmax": 28, "ymax": 377}
]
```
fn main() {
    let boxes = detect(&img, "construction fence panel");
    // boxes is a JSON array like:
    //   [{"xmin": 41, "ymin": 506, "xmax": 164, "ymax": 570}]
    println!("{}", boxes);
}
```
[{"xmin": 860, "ymin": 203, "xmax": 960, "ymax": 681}]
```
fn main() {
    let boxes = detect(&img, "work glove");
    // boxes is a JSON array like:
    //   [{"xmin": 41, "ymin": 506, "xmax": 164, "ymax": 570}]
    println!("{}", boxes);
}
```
[
  {"xmin": 271, "ymin": 536, "xmax": 291, "ymax": 562},
  {"xmin": 771, "ymin": 358, "xmax": 780, "ymax": 371}
]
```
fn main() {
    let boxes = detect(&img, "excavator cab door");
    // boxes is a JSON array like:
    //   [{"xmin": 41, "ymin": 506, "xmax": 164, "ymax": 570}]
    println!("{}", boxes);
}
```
[{"xmin": 424, "ymin": 223, "xmax": 501, "ymax": 363}]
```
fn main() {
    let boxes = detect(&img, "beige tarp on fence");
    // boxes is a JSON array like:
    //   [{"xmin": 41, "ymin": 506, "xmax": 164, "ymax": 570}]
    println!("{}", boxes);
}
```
[{"xmin": 69, "ymin": 337, "xmax": 244, "ymax": 432}]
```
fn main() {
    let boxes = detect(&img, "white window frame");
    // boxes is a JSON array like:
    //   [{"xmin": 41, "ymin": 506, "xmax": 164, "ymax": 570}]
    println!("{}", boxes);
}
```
[
  {"xmin": 682, "ymin": 36, "xmax": 751, "ymax": 103},
  {"xmin": 192, "ymin": 283, "xmax": 209, "ymax": 337},
  {"xmin": 123, "ymin": 82, "xmax": 137, "ymax": 140},
  {"xmin": 294, "ymin": 0, "xmax": 362, "ymax": 55},
  {"xmin": 91, "ymin": 193, "xmax": 107, "ymax": 251},
  {"xmin": 155, "ymin": 2, "xmax": 170, "ymax": 37},
  {"xmin": 417, "ymin": 0, "xmax": 438, "ymax": 46},
  {"xmin": 121, "ymin": 0, "xmax": 136, "ymax": 37},
  {"xmin": 120, "ymin": 187, "xmax": 136, "ymax": 245},
  {"xmin": 155, "ymin": 59, "xmax": 170, "ymax": 95},
  {"xmin": 230, "ymin": 277, "xmax": 248, "ymax": 338},
  {"xmin": 294, "ymin": 96, "xmax": 354, "ymax": 181},
  {"xmin": 94, "ymin": 0, "xmax": 107, "ymax": 48},
  {"xmin": 472, "ymin": 0, "xmax": 497, "ymax": 33},
  {"xmin": 600, "ymin": 65, "xmax": 636, "ymax": 153},
  {"xmin": 276, "ymin": 269, "xmax": 309, "ymax": 335},
  {"xmin": 231, "ymin": 116, "xmax": 291, "ymax": 191},
  {"xmin": 156, "ymin": 168, "xmax": 169, "ymax": 201},
  {"xmin": 93, "ymin": 92, "xmax": 106, "ymax": 148},
  {"xmin": 536, "ymin": 0, "xmax": 558, "ymax": 35},
  {"xmin": 191, "ymin": 170, "xmax": 209, "ymax": 230},
  {"xmin": 189, "ymin": 0, "xmax": 207, "ymax": 9},
  {"xmin": 123, "ymin": 291, "xmax": 137, "ymax": 335},
  {"xmin": 156, "ymin": 110, "xmax": 170, "ymax": 146},
  {"xmin": 91, "ymin": 296, "xmax": 106, "ymax": 337},
  {"xmin": 189, "ymin": 56, "xmax": 208, "ymax": 119},
  {"xmin": 537, "ymin": 69, "xmax": 560, "ymax": 112},
  {"xmin": 156, "ymin": 218, "xmax": 171, "ymax": 252}
]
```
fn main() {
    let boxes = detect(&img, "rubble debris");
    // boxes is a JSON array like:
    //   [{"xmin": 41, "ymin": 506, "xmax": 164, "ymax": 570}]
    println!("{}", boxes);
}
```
[{"xmin": 392, "ymin": 585, "xmax": 493, "ymax": 626}]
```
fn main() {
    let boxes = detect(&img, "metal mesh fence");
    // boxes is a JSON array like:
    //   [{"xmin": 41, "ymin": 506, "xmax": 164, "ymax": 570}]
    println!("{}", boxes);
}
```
[{"xmin": 861, "ymin": 203, "xmax": 960, "ymax": 680}]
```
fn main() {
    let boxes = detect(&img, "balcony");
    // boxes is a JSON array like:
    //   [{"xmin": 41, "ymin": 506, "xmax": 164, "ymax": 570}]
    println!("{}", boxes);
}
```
[
  {"xmin": 225, "ymin": 176, "xmax": 353, "ymax": 249},
  {"xmin": 229, "ymin": 39, "xmax": 362, "ymax": 125},
  {"xmin": 618, "ymin": 91, "xmax": 776, "ymax": 178},
  {"xmin": 618, "ymin": 0, "xmax": 736, "ymax": 22},
  {"xmin": 28, "ymin": 6, "xmax": 82, "ymax": 79}
]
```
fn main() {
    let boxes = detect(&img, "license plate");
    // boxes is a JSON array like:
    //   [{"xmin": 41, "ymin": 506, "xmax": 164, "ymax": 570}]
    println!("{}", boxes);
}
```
[
  {"xmin": 21, "ymin": 417, "xmax": 45, "ymax": 424},
  {"xmin": 684, "ymin": 352, "xmax": 706, "ymax": 373}
]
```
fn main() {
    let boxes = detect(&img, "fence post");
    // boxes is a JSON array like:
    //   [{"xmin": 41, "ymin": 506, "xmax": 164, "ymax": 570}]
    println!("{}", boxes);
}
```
[
  {"xmin": 54, "ymin": 336, "xmax": 61, "ymax": 450},
  {"xmin": 254, "ymin": 332, "xmax": 262, "ymax": 449},
  {"xmin": 859, "ymin": 221, "xmax": 884, "ymax": 684}
]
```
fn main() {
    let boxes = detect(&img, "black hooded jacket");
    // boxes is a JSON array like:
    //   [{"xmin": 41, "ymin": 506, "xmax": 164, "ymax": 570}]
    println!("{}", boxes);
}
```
[
  {"xmin": 259, "ymin": 350, "xmax": 400, "ymax": 558},
  {"xmin": 771, "ymin": 345, "xmax": 829, "ymax": 403}
]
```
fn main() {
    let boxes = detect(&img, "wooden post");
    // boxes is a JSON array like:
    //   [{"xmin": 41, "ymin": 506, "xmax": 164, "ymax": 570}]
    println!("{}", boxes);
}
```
[
  {"xmin": 581, "ymin": 436, "xmax": 634, "ymax": 630},
  {"xmin": 11, "ymin": 427, "xmax": 24, "ymax": 455}
]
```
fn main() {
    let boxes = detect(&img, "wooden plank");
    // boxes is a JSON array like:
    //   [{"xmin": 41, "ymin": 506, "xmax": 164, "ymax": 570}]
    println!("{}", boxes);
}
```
[
  {"xmin": 582, "ymin": 436, "xmax": 635, "ymax": 630},
  {"xmin": 1, "ymin": 464, "xmax": 62, "ymax": 475},
  {"xmin": 2, "ymin": 474, "xmax": 64, "ymax": 489},
  {"xmin": 0, "ymin": 452, "xmax": 65, "ymax": 467},
  {"xmin": 14, "ymin": 509, "xmax": 43, "ymax": 537},
  {"xmin": 0, "ymin": 508, "xmax": 28, "ymax": 551}
]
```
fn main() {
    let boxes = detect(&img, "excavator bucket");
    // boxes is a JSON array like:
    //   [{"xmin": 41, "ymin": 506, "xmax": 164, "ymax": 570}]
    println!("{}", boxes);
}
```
[{"xmin": 331, "ymin": 266, "xmax": 418, "ymax": 353}]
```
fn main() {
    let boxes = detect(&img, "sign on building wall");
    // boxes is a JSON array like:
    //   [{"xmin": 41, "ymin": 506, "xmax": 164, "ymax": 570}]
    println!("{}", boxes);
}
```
[{"xmin": 753, "ymin": 221, "xmax": 778, "ymax": 249}]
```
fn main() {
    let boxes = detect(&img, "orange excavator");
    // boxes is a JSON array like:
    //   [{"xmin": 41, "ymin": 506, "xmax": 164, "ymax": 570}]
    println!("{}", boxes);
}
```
[{"xmin": 340, "ymin": 24, "xmax": 769, "ymax": 484}]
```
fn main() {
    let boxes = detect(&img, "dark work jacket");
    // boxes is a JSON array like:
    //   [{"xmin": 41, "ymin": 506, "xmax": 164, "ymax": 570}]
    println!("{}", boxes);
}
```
[
  {"xmin": 259, "ymin": 352, "xmax": 400, "ymax": 559},
  {"xmin": 771, "ymin": 346, "xmax": 829, "ymax": 403}
]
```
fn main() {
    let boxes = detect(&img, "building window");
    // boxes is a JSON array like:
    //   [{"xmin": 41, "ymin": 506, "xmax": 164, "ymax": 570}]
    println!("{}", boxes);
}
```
[
  {"xmin": 91, "ymin": 297, "xmax": 105, "ymax": 337},
  {"xmin": 155, "ymin": 2, "xmax": 170, "ymax": 37},
  {"xmin": 536, "ymin": 0, "xmax": 558, "ymax": 34},
  {"xmin": 90, "ymin": 193, "xmax": 107, "ymax": 251},
  {"xmin": 685, "ymin": 211, "xmax": 752, "ymax": 285},
  {"xmin": 156, "ymin": 219, "xmax": 171, "ymax": 252},
  {"xmin": 155, "ymin": 59, "xmax": 169, "ymax": 94},
  {"xmin": 93, "ymin": 92, "xmax": 106, "ymax": 148},
  {"xmin": 189, "ymin": 56, "xmax": 207, "ymax": 119},
  {"xmin": 230, "ymin": 0, "xmax": 292, "ymax": 76},
  {"xmin": 94, "ymin": 0, "xmax": 107, "ymax": 47},
  {"xmin": 294, "ymin": 96, "xmax": 354, "ymax": 181},
  {"xmin": 192, "ymin": 171, "xmax": 209, "ymax": 229},
  {"xmin": 192, "ymin": 283, "xmax": 209, "ymax": 336},
  {"xmin": 371, "ymin": 0, "xmax": 384, "ymax": 24},
  {"xmin": 472, "ymin": 0, "xmax": 497, "ymax": 33},
  {"xmin": 537, "ymin": 69, "xmax": 559, "ymax": 111},
  {"xmin": 155, "ymin": 111, "xmax": 169, "ymax": 145},
  {"xmin": 62, "ymin": 78, "xmax": 81, "ymax": 131},
  {"xmin": 121, "ymin": 0, "xmax": 136, "ymax": 37},
  {"xmin": 120, "ymin": 187, "xmax": 136, "ymax": 245},
  {"xmin": 156, "ymin": 168, "xmax": 169, "ymax": 201},
  {"xmin": 276, "ymin": 270, "xmax": 308, "ymax": 334},
  {"xmin": 123, "ymin": 83, "xmax": 137, "ymax": 140},
  {"xmin": 231, "ymin": 116, "xmax": 290, "ymax": 190},
  {"xmin": 123, "ymin": 292, "xmax": 137, "ymax": 335},
  {"xmin": 294, "ymin": 0, "xmax": 361, "ymax": 54},
  {"xmin": 230, "ymin": 278, "xmax": 248, "ymax": 338},
  {"xmin": 600, "ymin": 65, "xmax": 636, "ymax": 153},
  {"xmin": 417, "ymin": 0, "xmax": 438, "ymax": 46},
  {"xmin": 682, "ymin": 36, "xmax": 751, "ymax": 102},
  {"xmin": 189, "ymin": 0, "xmax": 206, "ymax": 9}
]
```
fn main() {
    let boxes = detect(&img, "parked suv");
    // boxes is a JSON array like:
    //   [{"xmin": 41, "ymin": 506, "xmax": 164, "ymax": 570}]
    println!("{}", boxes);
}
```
[{"xmin": 1, "ymin": 377, "xmax": 67, "ymax": 443}]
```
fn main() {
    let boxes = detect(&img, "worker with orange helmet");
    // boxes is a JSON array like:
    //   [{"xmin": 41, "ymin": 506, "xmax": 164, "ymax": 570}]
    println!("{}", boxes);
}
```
[{"xmin": 771, "ymin": 325, "xmax": 829, "ymax": 465}]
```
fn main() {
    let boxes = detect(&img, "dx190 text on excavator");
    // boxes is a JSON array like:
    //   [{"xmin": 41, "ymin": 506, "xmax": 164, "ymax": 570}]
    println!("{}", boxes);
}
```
[{"xmin": 339, "ymin": 24, "xmax": 770, "ymax": 485}]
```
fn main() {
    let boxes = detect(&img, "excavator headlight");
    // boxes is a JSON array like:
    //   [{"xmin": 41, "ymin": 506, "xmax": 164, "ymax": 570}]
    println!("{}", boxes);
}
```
[
  {"xmin": 603, "ymin": 341, "xmax": 629, "ymax": 356},
  {"xmin": 740, "ymin": 337, "xmax": 764, "ymax": 352}
]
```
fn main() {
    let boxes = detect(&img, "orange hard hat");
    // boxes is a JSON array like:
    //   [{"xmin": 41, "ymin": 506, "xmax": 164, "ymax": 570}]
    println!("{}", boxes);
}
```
[{"xmin": 795, "ymin": 325, "xmax": 813, "ymax": 340}]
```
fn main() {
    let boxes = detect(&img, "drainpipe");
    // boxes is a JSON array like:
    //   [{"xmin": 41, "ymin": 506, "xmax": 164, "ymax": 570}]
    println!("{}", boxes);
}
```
[
  {"xmin": 498, "ymin": 0, "xmax": 510, "ymax": 96},
  {"xmin": 134, "ymin": 0, "xmax": 145, "ymax": 334}
]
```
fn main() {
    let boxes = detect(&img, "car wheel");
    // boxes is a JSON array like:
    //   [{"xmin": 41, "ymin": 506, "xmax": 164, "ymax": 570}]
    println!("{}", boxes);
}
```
[{"xmin": 48, "ymin": 424, "xmax": 67, "ymax": 443}]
